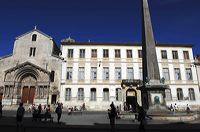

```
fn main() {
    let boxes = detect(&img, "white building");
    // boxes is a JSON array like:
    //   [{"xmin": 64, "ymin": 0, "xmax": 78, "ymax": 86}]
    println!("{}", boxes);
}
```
[{"xmin": 60, "ymin": 40, "xmax": 200, "ymax": 111}]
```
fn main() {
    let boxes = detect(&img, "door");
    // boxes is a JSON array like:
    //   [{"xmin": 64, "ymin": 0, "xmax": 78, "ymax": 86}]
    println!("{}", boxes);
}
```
[
  {"xmin": 51, "ymin": 95, "xmax": 57, "ymax": 104},
  {"xmin": 29, "ymin": 86, "xmax": 35, "ymax": 104},
  {"xmin": 22, "ymin": 86, "xmax": 29, "ymax": 103},
  {"xmin": 21, "ymin": 86, "xmax": 35, "ymax": 104},
  {"xmin": 126, "ymin": 89, "xmax": 137, "ymax": 112}
]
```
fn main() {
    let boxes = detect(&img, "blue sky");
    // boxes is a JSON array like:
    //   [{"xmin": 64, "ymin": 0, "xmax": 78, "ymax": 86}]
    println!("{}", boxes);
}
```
[{"xmin": 0, "ymin": 0, "xmax": 199, "ymax": 56}]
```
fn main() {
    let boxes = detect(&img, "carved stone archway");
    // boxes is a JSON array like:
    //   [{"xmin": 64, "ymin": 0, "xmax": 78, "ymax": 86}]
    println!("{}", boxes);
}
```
[{"xmin": 3, "ymin": 62, "xmax": 50, "ymax": 105}]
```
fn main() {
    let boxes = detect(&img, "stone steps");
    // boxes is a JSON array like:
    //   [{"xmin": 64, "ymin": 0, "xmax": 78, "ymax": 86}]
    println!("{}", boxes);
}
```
[{"xmin": 3, "ymin": 104, "xmax": 30, "ymax": 110}]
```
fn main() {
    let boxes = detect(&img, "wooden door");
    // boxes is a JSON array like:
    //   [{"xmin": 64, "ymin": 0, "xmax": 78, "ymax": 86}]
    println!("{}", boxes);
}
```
[
  {"xmin": 29, "ymin": 86, "xmax": 35, "ymax": 104},
  {"xmin": 22, "ymin": 86, "xmax": 29, "ymax": 103}
]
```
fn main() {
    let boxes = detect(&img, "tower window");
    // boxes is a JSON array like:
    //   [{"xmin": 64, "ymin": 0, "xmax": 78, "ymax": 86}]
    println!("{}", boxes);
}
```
[
  {"xmin": 32, "ymin": 34, "xmax": 37, "ymax": 41},
  {"xmin": 29, "ymin": 47, "xmax": 36, "ymax": 57}
]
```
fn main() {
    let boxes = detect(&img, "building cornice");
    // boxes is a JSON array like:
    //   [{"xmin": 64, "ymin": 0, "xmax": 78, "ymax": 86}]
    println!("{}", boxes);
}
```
[{"xmin": 61, "ymin": 42, "xmax": 193, "ymax": 48}]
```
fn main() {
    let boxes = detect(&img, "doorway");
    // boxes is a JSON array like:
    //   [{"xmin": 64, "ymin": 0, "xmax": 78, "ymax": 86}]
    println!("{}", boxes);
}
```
[
  {"xmin": 29, "ymin": 86, "xmax": 36, "ymax": 104},
  {"xmin": 51, "ymin": 95, "xmax": 57, "ymax": 104},
  {"xmin": 21, "ymin": 86, "xmax": 35, "ymax": 104},
  {"xmin": 126, "ymin": 89, "xmax": 137, "ymax": 112}
]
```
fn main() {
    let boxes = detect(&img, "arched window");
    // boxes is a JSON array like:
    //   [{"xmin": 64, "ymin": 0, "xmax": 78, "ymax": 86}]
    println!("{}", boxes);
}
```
[
  {"xmin": 103, "ymin": 88, "xmax": 109, "ymax": 101},
  {"xmin": 165, "ymin": 89, "xmax": 172, "ymax": 101},
  {"xmin": 116, "ymin": 88, "xmax": 122, "ymax": 101},
  {"xmin": 78, "ymin": 88, "xmax": 84, "ymax": 101},
  {"xmin": 189, "ymin": 88, "xmax": 195, "ymax": 101},
  {"xmin": 65, "ymin": 88, "xmax": 71, "ymax": 101},
  {"xmin": 90, "ymin": 88, "xmax": 96, "ymax": 101},
  {"xmin": 32, "ymin": 34, "xmax": 37, "ymax": 41},
  {"xmin": 177, "ymin": 88, "xmax": 183, "ymax": 100}
]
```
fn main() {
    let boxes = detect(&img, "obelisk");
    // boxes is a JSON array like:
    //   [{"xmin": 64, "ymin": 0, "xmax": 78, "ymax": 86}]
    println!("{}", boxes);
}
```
[
  {"xmin": 141, "ymin": 0, "xmax": 165, "ymax": 110},
  {"xmin": 142, "ymin": 0, "xmax": 160, "ymax": 82}
]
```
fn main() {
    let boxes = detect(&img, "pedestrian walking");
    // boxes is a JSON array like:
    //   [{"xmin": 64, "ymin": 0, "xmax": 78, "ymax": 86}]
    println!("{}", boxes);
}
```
[
  {"xmin": 81, "ymin": 103, "xmax": 86, "ymax": 111},
  {"xmin": 174, "ymin": 103, "xmax": 178, "ymax": 111},
  {"xmin": 138, "ymin": 106, "xmax": 146, "ymax": 132},
  {"xmin": 45, "ymin": 104, "xmax": 51, "ymax": 121},
  {"xmin": 38, "ymin": 104, "xmax": 42, "ymax": 114},
  {"xmin": 116, "ymin": 106, "xmax": 120, "ymax": 119},
  {"xmin": 43, "ymin": 104, "xmax": 47, "ymax": 112},
  {"xmin": 0, "ymin": 101, "xmax": 3, "ymax": 118},
  {"xmin": 169, "ymin": 104, "xmax": 174, "ymax": 111},
  {"xmin": 108, "ymin": 102, "xmax": 117, "ymax": 132},
  {"xmin": 16, "ymin": 103, "xmax": 25, "ymax": 131},
  {"xmin": 55, "ymin": 103, "xmax": 62, "ymax": 124},
  {"xmin": 186, "ymin": 104, "xmax": 190, "ymax": 114}
]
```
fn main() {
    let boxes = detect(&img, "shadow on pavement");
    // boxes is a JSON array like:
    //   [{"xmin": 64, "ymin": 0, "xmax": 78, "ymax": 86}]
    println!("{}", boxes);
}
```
[{"xmin": 0, "ymin": 116, "xmax": 200, "ymax": 132}]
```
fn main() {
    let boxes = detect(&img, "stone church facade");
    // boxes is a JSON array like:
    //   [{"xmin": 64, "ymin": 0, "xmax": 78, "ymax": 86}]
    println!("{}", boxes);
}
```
[{"xmin": 0, "ymin": 28, "xmax": 62, "ymax": 105}]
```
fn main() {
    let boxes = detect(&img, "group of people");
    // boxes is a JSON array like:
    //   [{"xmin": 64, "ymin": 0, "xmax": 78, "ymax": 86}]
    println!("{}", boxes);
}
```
[
  {"xmin": 169, "ymin": 103, "xmax": 178, "ymax": 112},
  {"xmin": 169, "ymin": 103, "xmax": 191, "ymax": 113},
  {"xmin": 16, "ymin": 102, "xmax": 63, "ymax": 125},
  {"xmin": 107, "ymin": 102, "xmax": 150, "ymax": 132},
  {"xmin": 67, "ymin": 103, "xmax": 86, "ymax": 115},
  {"xmin": 29, "ymin": 104, "xmax": 50, "ymax": 114}
]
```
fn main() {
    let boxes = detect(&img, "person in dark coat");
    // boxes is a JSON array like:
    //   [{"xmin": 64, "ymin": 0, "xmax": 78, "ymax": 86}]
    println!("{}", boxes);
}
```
[
  {"xmin": 16, "ymin": 102, "xmax": 25, "ymax": 132},
  {"xmin": 38, "ymin": 104, "xmax": 42, "ymax": 114},
  {"xmin": 55, "ymin": 103, "xmax": 62, "ymax": 124},
  {"xmin": 138, "ymin": 106, "xmax": 146, "ymax": 132},
  {"xmin": 109, "ymin": 102, "xmax": 117, "ymax": 132}
]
